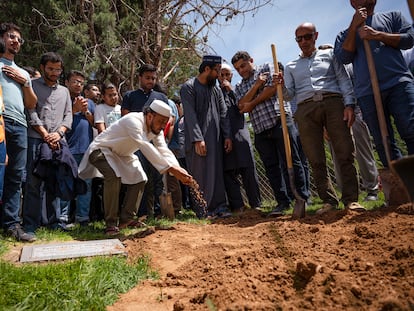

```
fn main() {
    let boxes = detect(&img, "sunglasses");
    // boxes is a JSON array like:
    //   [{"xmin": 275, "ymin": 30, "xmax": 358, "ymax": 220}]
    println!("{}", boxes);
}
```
[
  {"xmin": 295, "ymin": 33, "xmax": 314, "ymax": 42},
  {"xmin": 7, "ymin": 33, "xmax": 25, "ymax": 45}
]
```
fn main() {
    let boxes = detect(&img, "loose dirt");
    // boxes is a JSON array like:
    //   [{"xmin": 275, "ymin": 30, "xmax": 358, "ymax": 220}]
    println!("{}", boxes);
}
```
[{"xmin": 108, "ymin": 205, "xmax": 414, "ymax": 311}]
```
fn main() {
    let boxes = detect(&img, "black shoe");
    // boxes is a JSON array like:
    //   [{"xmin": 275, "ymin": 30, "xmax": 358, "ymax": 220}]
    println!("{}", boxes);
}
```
[
  {"xmin": 6, "ymin": 224, "xmax": 36, "ymax": 242},
  {"xmin": 268, "ymin": 204, "xmax": 290, "ymax": 217}
]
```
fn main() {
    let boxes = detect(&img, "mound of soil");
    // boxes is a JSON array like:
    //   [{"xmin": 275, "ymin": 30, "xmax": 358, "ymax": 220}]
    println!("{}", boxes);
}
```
[{"xmin": 108, "ymin": 206, "xmax": 414, "ymax": 311}]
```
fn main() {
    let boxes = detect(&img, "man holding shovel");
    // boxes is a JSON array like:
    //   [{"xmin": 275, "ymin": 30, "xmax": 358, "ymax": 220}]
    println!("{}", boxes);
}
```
[
  {"xmin": 278, "ymin": 22, "xmax": 364, "ymax": 214},
  {"xmin": 334, "ymin": 0, "xmax": 414, "ymax": 167}
]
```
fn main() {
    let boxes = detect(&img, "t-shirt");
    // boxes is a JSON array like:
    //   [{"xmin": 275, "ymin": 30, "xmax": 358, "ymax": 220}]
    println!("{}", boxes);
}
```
[
  {"xmin": 94, "ymin": 103, "xmax": 121, "ymax": 128},
  {"xmin": 0, "ymin": 57, "xmax": 31, "ymax": 126}
]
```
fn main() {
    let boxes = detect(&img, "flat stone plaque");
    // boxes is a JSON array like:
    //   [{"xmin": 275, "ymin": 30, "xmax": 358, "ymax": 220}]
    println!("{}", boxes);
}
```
[{"xmin": 20, "ymin": 239, "xmax": 127, "ymax": 263}]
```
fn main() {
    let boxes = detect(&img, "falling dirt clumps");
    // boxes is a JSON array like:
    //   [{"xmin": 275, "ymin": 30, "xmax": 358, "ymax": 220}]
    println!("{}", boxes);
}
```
[{"xmin": 108, "ymin": 206, "xmax": 414, "ymax": 311}]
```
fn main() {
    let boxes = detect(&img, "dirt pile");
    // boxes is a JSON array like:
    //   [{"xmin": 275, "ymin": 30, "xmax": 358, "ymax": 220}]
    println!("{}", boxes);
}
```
[{"xmin": 108, "ymin": 207, "xmax": 414, "ymax": 311}]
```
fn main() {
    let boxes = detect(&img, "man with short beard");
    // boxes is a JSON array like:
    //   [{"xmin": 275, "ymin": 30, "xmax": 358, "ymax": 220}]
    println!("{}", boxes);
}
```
[
  {"xmin": 180, "ymin": 55, "xmax": 232, "ymax": 218},
  {"xmin": 78, "ymin": 100, "xmax": 193, "ymax": 236},
  {"xmin": 0, "ymin": 22, "xmax": 37, "ymax": 242}
]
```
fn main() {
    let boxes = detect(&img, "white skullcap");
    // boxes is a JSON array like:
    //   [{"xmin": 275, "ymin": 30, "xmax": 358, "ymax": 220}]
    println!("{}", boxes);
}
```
[
  {"xmin": 221, "ymin": 63, "xmax": 232, "ymax": 71},
  {"xmin": 149, "ymin": 99, "xmax": 172, "ymax": 118}
]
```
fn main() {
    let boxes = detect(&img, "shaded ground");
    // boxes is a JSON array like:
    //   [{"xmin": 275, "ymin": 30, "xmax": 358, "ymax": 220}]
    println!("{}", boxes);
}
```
[{"xmin": 107, "ymin": 205, "xmax": 414, "ymax": 311}]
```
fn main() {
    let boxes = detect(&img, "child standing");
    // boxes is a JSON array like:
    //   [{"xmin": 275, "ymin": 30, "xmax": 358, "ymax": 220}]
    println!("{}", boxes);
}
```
[{"xmin": 94, "ymin": 82, "xmax": 121, "ymax": 134}]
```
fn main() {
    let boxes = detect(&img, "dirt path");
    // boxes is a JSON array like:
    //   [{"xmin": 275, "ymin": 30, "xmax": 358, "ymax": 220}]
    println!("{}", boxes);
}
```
[{"xmin": 108, "ymin": 206, "xmax": 414, "ymax": 311}]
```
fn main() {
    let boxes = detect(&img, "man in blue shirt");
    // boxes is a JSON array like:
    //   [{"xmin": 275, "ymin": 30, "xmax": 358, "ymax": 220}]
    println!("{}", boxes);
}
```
[
  {"xmin": 280, "ymin": 22, "xmax": 363, "ymax": 214},
  {"xmin": 61, "ymin": 70, "xmax": 95, "ymax": 226},
  {"xmin": 0, "ymin": 23, "xmax": 37, "ymax": 242},
  {"xmin": 334, "ymin": 0, "xmax": 414, "ymax": 166}
]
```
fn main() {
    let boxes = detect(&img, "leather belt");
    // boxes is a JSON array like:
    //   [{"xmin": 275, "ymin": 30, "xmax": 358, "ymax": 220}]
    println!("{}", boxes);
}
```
[{"xmin": 299, "ymin": 92, "xmax": 342, "ymax": 105}]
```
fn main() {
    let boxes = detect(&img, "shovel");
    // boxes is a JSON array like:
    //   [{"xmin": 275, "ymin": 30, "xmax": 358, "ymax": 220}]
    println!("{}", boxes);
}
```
[
  {"xmin": 271, "ymin": 44, "xmax": 307, "ymax": 219},
  {"xmin": 363, "ymin": 29, "xmax": 413, "ymax": 207},
  {"xmin": 159, "ymin": 173, "xmax": 175, "ymax": 220}
]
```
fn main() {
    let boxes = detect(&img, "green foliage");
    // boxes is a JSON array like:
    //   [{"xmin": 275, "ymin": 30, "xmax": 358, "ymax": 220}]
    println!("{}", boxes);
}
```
[{"xmin": 0, "ymin": 256, "xmax": 156, "ymax": 311}]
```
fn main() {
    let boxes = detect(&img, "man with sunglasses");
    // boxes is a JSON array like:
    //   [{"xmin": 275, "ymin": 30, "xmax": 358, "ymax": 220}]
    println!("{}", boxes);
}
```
[
  {"xmin": 0, "ymin": 22, "xmax": 37, "ymax": 242},
  {"xmin": 334, "ymin": 0, "xmax": 414, "ymax": 167},
  {"xmin": 278, "ymin": 22, "xmax": 364, "ymax": 215}
]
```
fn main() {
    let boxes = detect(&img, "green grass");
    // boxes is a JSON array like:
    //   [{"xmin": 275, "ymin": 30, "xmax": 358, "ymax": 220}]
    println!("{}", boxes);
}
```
[
  {"xmin": 0, "ymin": 256, "xmax": 157, "ymax": 311},
  {"xmin": 0, "ymin": 213, "xmax": 208, "ymax": 311}
]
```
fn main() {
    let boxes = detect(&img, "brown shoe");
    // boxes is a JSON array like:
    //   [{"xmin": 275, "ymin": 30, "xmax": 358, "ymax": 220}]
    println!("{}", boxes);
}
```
[
  {"xmin": 119, "ymin": 219, "xmax": 146, "ymax": 229},
  {"xmin": 316, "ymin": 203, "xmax": 335, "ymax": 215},
  {"xmin": 105, "ymin": 226, "xmax": 120, "ymax": 236}
]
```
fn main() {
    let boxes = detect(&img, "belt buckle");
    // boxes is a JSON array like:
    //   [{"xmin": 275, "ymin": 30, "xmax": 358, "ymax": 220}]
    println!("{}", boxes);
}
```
[{"xmin": 312, "ymin": 93, "xmax": 323, "ymax": 102}]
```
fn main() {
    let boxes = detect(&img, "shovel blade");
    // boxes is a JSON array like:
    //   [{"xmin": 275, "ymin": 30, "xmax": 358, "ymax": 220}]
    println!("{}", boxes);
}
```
[
  {"xmin": 159, "ymin": 192, "xmax": 175, "ymax": 220},
  {"xmin": 292, "ymin": 199, "xmax": 306, "ymax": 219},
  {"xmin": 391, "ymin": 155, "xmax": 414, "ymax": 205}
]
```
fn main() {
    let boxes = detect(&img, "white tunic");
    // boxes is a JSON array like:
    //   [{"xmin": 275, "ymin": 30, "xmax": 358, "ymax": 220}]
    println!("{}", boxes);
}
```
[{"xmin": 78, "ymin": 112, "xmax": 178, "ymax": 184}]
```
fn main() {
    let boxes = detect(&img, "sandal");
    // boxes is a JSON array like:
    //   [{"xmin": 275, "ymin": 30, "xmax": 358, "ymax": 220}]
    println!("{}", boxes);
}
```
[
  {"xmin": 119, "ymin": 219, "xmax": 146, "ymax": 229},
  {"xmin": 105, "ymin": 226, "xmax": 120, "ymax": 236},
  {"xmin": 347, "ymin": 202, "xmax": 366, "ymax": 212}
]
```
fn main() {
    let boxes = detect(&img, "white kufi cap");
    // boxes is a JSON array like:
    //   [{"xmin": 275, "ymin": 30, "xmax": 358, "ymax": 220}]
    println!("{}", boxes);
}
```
[{"xmin": 149, "ymin": 99, "xmax": 171, "ymax": 118}]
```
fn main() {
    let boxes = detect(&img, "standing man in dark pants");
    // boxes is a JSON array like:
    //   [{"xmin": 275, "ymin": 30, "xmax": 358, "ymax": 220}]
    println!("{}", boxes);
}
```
[
  {"xmin": 121, "ymin": 64, "xmax": 168, "ymax": 217},
  {"xmin": 334, "ymin": 0, "xmax": 414, "ymax": 166},
  {"xmin": 219, "ymin": 63, "xmax": 261, "ymax": 212},
  {"xmin": 279, "ymin": 22, "xmax": 363, "ymax": 214},
  {"xmin": 231, "ymin": 51, "xmax": 309, "ymax": 216},
  {"xmin": 0, "ymin": 23, "xmax": 37, "ymax": 241}
]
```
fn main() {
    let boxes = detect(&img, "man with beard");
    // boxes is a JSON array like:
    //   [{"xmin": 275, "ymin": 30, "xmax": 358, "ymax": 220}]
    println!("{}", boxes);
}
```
[
  {"xmin": 78, "ymin": 100, "xmax": 193, "ymax": 236},
  {"xmin": 23, "ymin": 52, "xmax": 73, "ymax": 239},
  {"xmin": 180, "ymin": 55, "xmax": 232, "ymax": 218},
  {"xmin": 0, "ymin": 23, "xmax": 37, "ymax": 242}
]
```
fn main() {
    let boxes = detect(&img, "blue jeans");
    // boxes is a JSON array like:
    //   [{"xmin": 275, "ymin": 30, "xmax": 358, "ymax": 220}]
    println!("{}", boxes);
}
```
[
  {"xmin": 60, "ymin": 153, "xmax": 91, "ymax": 223},
  {"xmin": 23, "ymin": 137, "xmax": 62, "ymax": 233},
  {"xmin": 254, "ymin": 116, "xmax": 309, "ymax": 206},
  {"xmin": 1, "ymin": 119, "xmax": 27, "ymax": 230},
  {"xmin": 358, "ymin": 81, "xmax": 414, "ymax": 167}
]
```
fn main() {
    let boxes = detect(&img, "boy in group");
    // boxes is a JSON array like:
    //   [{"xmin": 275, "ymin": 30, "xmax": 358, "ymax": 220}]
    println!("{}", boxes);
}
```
[{"xmin": 94, "ymin": 82, "xmax": 122, "ymax": 133}]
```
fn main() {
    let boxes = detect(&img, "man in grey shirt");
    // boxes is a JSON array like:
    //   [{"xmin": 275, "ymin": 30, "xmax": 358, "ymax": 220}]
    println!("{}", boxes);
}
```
[{"xmin": 23, "ymin": 52, "xmax": 72, "ymax": 239}]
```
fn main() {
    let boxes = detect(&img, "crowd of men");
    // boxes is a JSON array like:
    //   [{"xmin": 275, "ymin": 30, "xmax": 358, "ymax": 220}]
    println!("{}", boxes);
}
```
[{"xmin": 1, "ymin": 0, "xmax": 414, "ymax": 242}]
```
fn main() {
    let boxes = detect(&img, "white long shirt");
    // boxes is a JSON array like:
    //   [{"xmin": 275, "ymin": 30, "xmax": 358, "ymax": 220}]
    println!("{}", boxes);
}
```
[{"xmin": 78, "ymin": 112, "xmax": 178, "ymax": 184}]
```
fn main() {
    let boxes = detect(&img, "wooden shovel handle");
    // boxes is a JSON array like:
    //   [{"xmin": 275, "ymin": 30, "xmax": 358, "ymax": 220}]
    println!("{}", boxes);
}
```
[
  {"xmin": 363, "ymin": 39, "xmax": 392, "ymax": 165},
  {"xmin": 271, "ymin": 44, "xmax": 293, "ymax": 168}
]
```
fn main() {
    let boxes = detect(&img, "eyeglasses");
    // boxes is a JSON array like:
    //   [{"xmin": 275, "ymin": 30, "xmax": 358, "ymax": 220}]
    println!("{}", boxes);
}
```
[
  {"xmin": 295, "ymin": 33, "xmax": 315, "ymax": 42},
  {"xmin": 7, "ymin": 33, "xmax": 24, "ymax": 45},
  {"xmin": 45, "ymin": 67, "xmax": 63, "ymax": 73}
]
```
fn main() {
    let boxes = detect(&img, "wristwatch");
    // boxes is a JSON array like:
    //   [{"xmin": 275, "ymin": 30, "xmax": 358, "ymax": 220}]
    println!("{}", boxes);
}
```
[
  {"xmin": 84, "ymin": 110, "xmax": 92, "ymax": 117},
  {"xmin": 23, "ymin": 80, "xmax": 30, "ymax": 88},
  {"xmin": 57, "ymin": 129, "xmax": 65, "ymax": 138}
]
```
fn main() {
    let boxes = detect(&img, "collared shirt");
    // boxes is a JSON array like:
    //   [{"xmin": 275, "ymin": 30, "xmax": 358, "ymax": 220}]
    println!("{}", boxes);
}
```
[
  {"xmin": 27, "ymin": 77, "xmax": 73, "ymax": 139},
  {"xmin": 121, "ymin": 88, "xmax": 168, "ymax": 112},
  {"xmin": 284, "ymin": 48, "xmax": 355, "ymax": 106},
  {"xmin": 234, "ymin": 63, "xmax": 291, "ymax": 134},
  {"xmin": 0, "ymin": 57, "xmax": 31, "ymax": 126},
  {"xmin": 335, "ymin": 11, "xmax": 414, "ymax": 98}
]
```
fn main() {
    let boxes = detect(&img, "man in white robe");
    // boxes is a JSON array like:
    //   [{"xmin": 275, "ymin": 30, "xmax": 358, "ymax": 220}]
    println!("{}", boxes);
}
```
[{"xmin": 79, "ymin": 100, "xmax": 193, "ymax": 235}]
